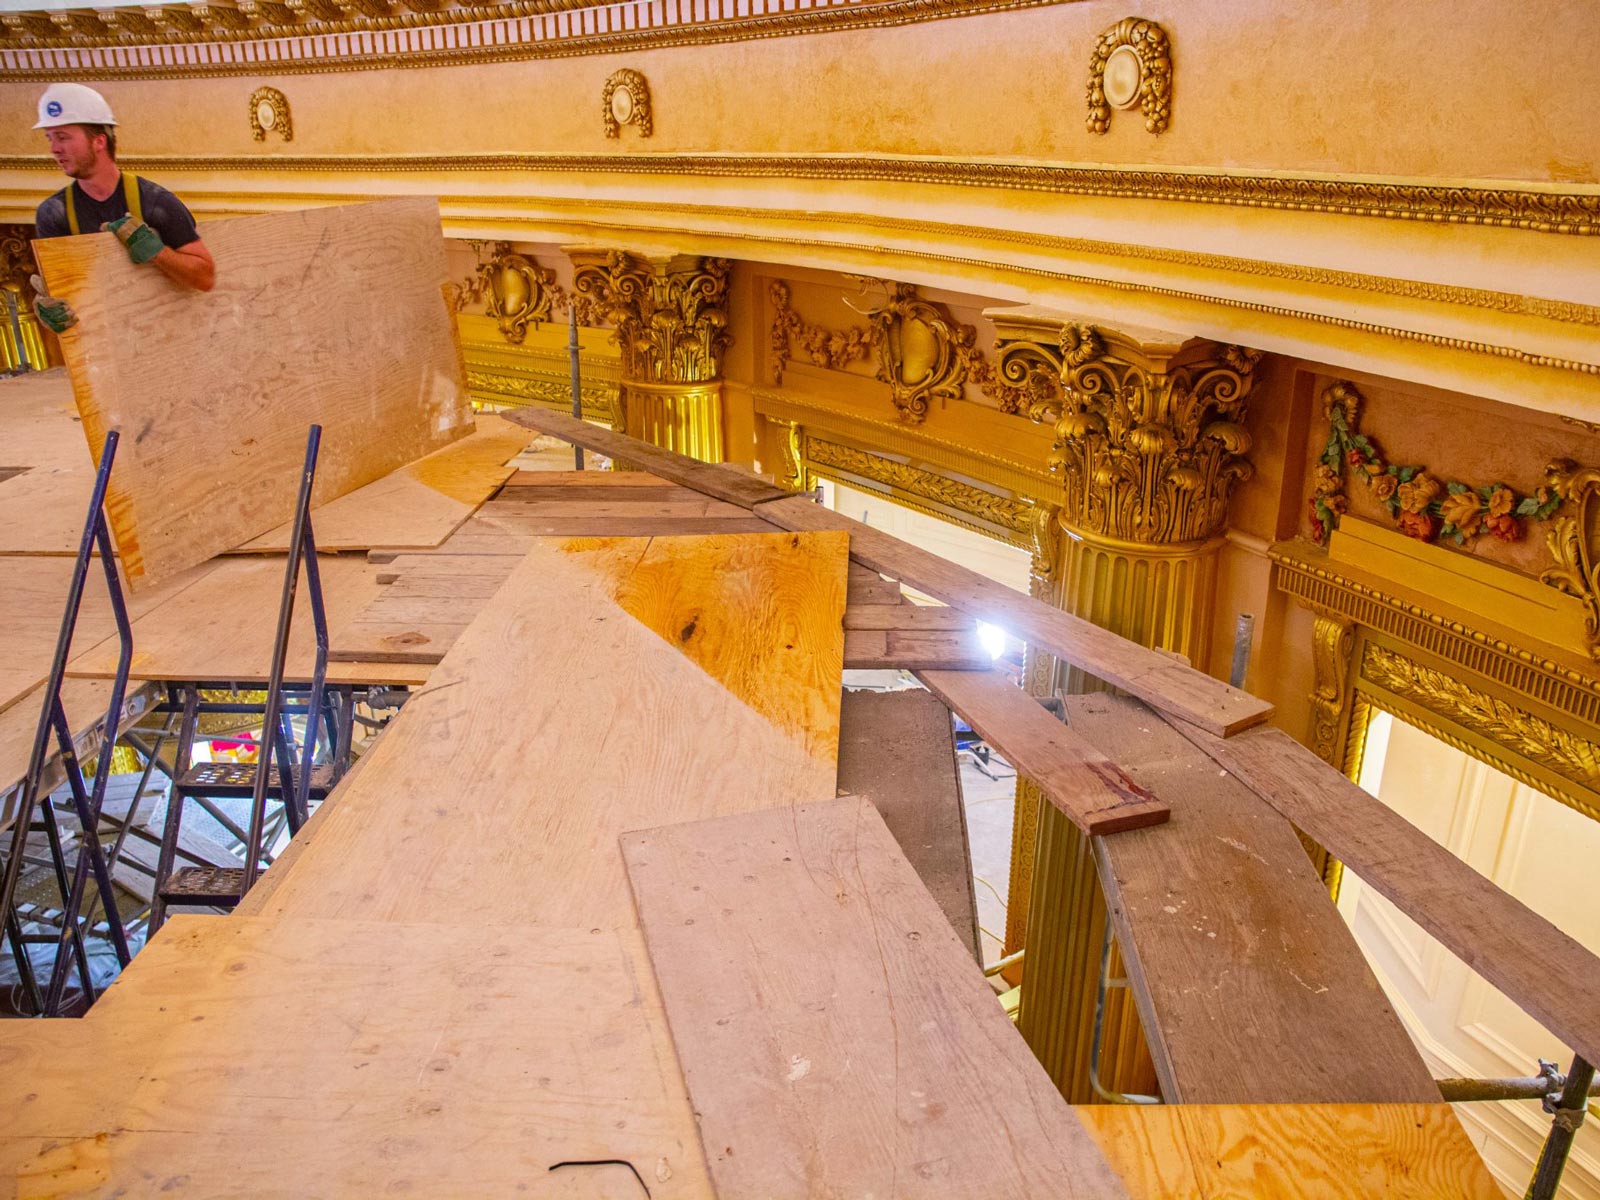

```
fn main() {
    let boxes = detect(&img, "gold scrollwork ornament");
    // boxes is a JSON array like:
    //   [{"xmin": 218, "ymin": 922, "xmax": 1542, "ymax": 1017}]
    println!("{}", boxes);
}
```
[
  {"xmin": 1542, "ymin": 458, "xmax": 1600, "ymax": 661},
  {"xmin": 247, "ymin": 86, "xmax": 292, "ymax": 142},
  {"xmin": 602, "ymin": 69, "xmax": 652, "ymax": 139},
  {"xmin": 1087, "ymin": 18, "xmax": 1172, "ymax": 136},
  {"xmin": 857, "ymin": 283, "xmax": 976, "ymax": 425}
]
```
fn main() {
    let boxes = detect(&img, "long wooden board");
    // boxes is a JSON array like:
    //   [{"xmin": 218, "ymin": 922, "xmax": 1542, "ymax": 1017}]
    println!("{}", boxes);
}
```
[
  {"xmin": 917, "ymin": 668, "xmax": 1169, "ymax": 836},
  {"xmin": 760, "ymin": 494, "xmax": 1272, "ymax": 738},
  {"xmin": 621, "ymin": 796, "xmax": 1129, "ymax": 1199},
  {"xmin": 237, "ymin": 414, "xmax": 527, "ymax": 553},
  {"xmin": 1176, "ymin": 718, "xmax": 1600, "ymax": 1070},
  {"xmin": 838, "ymin": 688, "xmax": 982, "ymax": 961},
  {"xmin": 34, "ymin": 196, "xmax": 472, "ymax": 589},
  {"xmin": 251, "ymin": 531, "xmax": 848, "ymax": 930},
  {"xmin": 1068, "ymin": 693, "xmax": 1439, "ymax": 1103}
]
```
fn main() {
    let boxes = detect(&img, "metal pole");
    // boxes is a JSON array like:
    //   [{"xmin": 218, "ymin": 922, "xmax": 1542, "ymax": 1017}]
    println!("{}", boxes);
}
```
[
  {"xmin": 1229, "ymin": 613, "xmax": 1255, "ymax": 689},
  {"xmin": 1526, "ymin": 1054, "xmax": 1595, "ymax": 1200},
  {"xmin": 568, "ymin": 305, "xmax": 584, "ymax": 471},
  {"xmin": 5, "ymin": 289, "xmax": 31, "ymax": 375}
]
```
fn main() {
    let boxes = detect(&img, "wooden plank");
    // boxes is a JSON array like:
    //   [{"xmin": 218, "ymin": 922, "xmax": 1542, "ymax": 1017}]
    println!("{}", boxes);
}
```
[
  {"xmin": 838, "ymin": 689, "xmax": 982, "ymax": 962},
  {"xmin": 842, "ymin": 628, "xmax": 995, "ymax": 670},
  {"xmin": 621, "ymin": 796, "xmax": 1128, "ymax": 1198},
  {"xmin": 847, "ymin": 561, "xmax": 903, "ymax": 605},
  {"xmin": 1077, "ymin": 1103, "xmax": 1500, "ymax": 1199},
  {"xmin": 237, "ymin": 415, "xmax": 527, "ymax": 553},
  {"xmin": 0, "ymin": 916, "xmax": 718, "ymax": 1197},
  {"xmin": 64, "ymin": 555, "xmax": 426, "ymax": 687},
  {"xmin": 500, "ymin": 407, "xmax": 793, "ymax": 509},
  {"xmin": 475, "ymin": 514, "xmax": 777, "ymax": 537},
  {"xmin": 35, "ymin": 197, "xmax": 472, "ymax": 589},
  {"xmin": 916, "ymin": 668, "xmax": 1169, "ymax": 836},
  {"xmin": 496, "ymin": 483, "xmax": 697, "ymax": 505},
  {"xmin": 1176, "ymin": 718, "xmax": 1600, "ymax": 1070},
  {"xmin": 251, "ymin": 531, "xmax": 848, "ymax": 930},
  {"xmin": 501, "ymin": 469, "xmax": 673, "ymax": 488},
  {"xmin": 1067, "ymin": 693, "xmax": 1439, "ymax": 1103},
  {"xmin": 844, "ymin": 603, "xmax": 977, "ymax": 632},
  {"xmin": 756, "ymin": 495, "xmax": 1273, "ymax": 738}
]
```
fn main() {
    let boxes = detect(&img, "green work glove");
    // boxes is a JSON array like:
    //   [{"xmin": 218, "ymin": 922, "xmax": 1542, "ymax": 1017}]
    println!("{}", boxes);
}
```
[
  {"xmin": 102, "ymin": 215, "xmax": 164, "ymax": 265},
  {"xmin": 30, "ymin": 273, "xmax": 76, "ymax": 335}
]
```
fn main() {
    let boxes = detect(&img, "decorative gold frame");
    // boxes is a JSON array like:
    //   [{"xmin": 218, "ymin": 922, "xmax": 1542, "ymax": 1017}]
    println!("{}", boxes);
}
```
[
  {"xmin": 1087, "ymin": 17, "xmax": 1172, "ymax": 136},
  {"xmin": 602, "ymin": 69, "xmax": 653, "ymax": 139},
  {"xmin": 247, "ymin": 86, "xmax": 292, "ymax": 142}
]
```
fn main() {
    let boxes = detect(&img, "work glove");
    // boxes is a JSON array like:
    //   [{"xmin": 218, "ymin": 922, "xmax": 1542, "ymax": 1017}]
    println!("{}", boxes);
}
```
[
  {"xmin": 102, "ymin": 214, "xmax": 164, "ymax": 265},
  {"xmin": 30, "ymin": 274, "xmax": 76, "ymax": 335}
]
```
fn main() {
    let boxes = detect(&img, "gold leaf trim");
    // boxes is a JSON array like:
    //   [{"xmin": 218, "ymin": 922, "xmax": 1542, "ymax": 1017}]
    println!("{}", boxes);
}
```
[{"xmin": 806, "ymin": 436, "xmax": 1034, "ymax": 538}]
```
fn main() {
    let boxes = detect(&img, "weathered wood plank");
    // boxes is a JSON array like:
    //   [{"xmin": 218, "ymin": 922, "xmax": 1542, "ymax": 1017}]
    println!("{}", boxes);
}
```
[
  {"xmin": 34, "ymin": 197, "xmax": 472, "ymax": 589},
  {"xmin": 1175, "ymin": 718, "xmax": 1600, "ymax": 1070},
  {"xmin": 843, "ymin": 629, "xmax": 995, "ymax": 671},
  {"xmin": 844, "ymin": 604, "xmax": 978, "ymax": 632},
  {"xmin": 1069, "ymin": 693, "xmax": 1439, "ymax": 1103},
  {"xmin": 621, "ymin": 796, "xmax": 1129, "ymax": 1199},
  {"xmin": 500, "ymin": 408, "xmax": 793, "ymax": 508},
  {"xmin": 838, "ymin": 689, "xmax": 982, "ymax": 962},
  {"xmin": 757, "ymin": 495, "xmax": 1273, "ymax": 738},
  {"xmin": 916, "ymin": 669, "xmax": 1169, "ymax": 836}
]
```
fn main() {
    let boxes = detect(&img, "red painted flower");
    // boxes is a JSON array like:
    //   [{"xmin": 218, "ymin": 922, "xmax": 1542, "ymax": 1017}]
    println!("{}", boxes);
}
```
[
  {"xmin": 1347, "ymin": 448, "xmax": 1367, "ymax": 467},
  {"xmin": 1486, "ymin": 514, "xmax": 1524, "ymax": 542},
  {"xmin": 1397, "ymin": 511, "xmax": 1439, "ymax": 542}
]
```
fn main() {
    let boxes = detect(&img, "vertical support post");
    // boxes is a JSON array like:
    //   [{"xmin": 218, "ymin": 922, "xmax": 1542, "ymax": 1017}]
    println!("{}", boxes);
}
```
[
  {"xmin": 1526, "ymin": 1055, "xmax": 1595, "ymax": 1200},
  {"xmin": 568, "ymin": 305, "xmax": 584, "ymax": 471}
]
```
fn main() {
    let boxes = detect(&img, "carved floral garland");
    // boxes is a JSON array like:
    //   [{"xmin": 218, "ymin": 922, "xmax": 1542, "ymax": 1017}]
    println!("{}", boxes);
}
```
[{"xmin": 1310, "ymin": 382, "xmax": 1562, "ymax": 546}]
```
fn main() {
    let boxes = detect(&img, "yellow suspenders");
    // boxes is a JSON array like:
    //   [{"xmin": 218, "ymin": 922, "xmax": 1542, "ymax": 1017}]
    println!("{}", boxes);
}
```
[{"xmin": 64, "ymin": 172, "xmax": 142, "ymax": 236}]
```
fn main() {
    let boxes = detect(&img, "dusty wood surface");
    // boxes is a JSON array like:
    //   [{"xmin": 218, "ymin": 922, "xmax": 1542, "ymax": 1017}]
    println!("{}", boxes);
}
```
[
  {"xmin": 1068, "ymin": 694, "xmax": 1439, "ymax": 1103},
  {"xmin": 916, "ymin": 668, "xmax": 1169, "ymax": 836},
  {"xmin": 34, "ymin": 197, "xmax": 472, "ymax": 589},
  {"xmin": 253, "ymin": 532, "xmax": 848, "ymax": 929},
  {"xmin": 0, "ymin": 370, "xmax": 97, "ymax": 555},
  {"xmin": 837, "ymin": 688, "xmax": 982, "ymax": 962},
  {"xmin": 1078, "ymin": 1102, "xmax": 1500, "ymax": 1198},
  {"xmin": 622, "ymin": 796, "xmax": 1128, "ymax": 1199},
  {"xmin": 1178, "ymin": 718, "xmax": 1600, "ymax": 1070},
  {"xmin": 759, "ymin": 495, "xmax": 1272, "ymax": 738},
  {"xmin": 237, "ymin": 415, "xmax": 527, "ymax": 553},
  {"xmin": 501, "ymin": 408, "xmax": 793, "ymax": 508},
  {"xmin": 64, "ymin": 555, "xmax": 427, "ymax": 687}
]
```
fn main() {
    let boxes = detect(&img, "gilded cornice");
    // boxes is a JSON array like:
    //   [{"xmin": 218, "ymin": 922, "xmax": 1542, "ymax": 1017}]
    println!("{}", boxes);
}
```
[
  {"xmin": 5, "ymin": 153, "xmax": 1594, "ymax": 241},
  {"xmin": 0, "ymin": 0, "xmax": 1074, "ymax": 78}
]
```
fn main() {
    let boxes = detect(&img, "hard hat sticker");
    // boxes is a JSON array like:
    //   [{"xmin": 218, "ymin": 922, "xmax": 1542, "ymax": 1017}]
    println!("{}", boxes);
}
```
[{"xmin": 46, "ymin": 101, "xmax": 62, "ymax": 116}]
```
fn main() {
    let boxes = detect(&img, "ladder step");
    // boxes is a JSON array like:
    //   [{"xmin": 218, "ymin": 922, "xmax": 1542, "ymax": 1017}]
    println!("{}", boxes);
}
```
[
  {"xmin": 156, "ymin": 866, "xmax": 247, "ymax": 908},
  {"xmin": 175, "ymin": 761, "xmax": 336, "ymax": 800}
]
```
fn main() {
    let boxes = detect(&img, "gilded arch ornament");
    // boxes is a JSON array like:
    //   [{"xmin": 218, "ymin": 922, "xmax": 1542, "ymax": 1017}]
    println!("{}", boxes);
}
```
[
  {"xmin": 602, "ymin": 69, "xmax": 653, "ymax": 138},
  {"xmin": 1086, "ymin": 18, "xmax": 1172, "ymax": 136}
]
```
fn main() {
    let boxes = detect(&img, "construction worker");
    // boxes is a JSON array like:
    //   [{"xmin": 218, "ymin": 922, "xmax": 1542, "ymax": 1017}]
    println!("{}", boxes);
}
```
[{"xmin": 30, "ymin": 83, "xmax": 215, "ymax": 335}]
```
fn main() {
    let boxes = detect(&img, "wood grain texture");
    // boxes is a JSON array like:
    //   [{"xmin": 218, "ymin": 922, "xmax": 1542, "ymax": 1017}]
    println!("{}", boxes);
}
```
[
  {"xmin": 621, "ymin": 796, "xmax": 1128, "ymax": 1199},
  {"xmin": 501, "ymin": 408, "xmax": 792, "ymax": 508},
  {"xmin": 1176, "ymin": 718, "xmax": 1600, "ymax": 1070},
  {"xmin": 238, "ymin": 414, "xmax": 527, "ymax": 553},
  {"xmin": 34, "ymin": 197, "xmax": 472, "ymax": 589},
  {"xmin": 838, "ymin": 688, "xmax": 982, "ymax": 962},
  {"xmin": 756, "ymin": 495, "xmax": 1273, "ymax": 738},
  {"xmin": 64, "ymin": 554, "xmax": 426, "ymax": 686},
  {"xmin": 0, "ymin": 916, "xmax": 716, "ymax": 1198},
  {"xmin": 916, "ymin": 669, "xmax": 1169, "ymax": 836},
  {"xmin": 1077, "ymin": 1103, "xmax": 1499, "ymax": 1198},
  {"xmin": 1068, "ymin": 694, "xmax": 1438, "ymax": 1103},
  {"xmin": 0, "ymin": 369, "xmax": 98, "ymax": 555},
  {"xmin": 251, "ymin": 533, "xmax": 846, "ymax": 930}
]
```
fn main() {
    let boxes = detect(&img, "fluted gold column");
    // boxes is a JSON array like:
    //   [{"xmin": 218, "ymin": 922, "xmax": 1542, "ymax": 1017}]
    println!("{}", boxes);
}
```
[
  {"xmin": 1006, "ymin": 323, "xmax": 1261, "ymax": 1102},
  {"xmin": 569, "ymin": 250, "xmax": 731, "ymax": 462}
]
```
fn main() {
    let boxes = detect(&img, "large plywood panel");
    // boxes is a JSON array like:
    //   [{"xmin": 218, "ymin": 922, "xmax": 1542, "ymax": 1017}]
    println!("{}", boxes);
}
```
[
  {"xmin": 622, "ymin": 796, "xmax": 1128, "ymax": 1199},
  {"xmin": 34, "ymin": 197, "xmax": 472, "ymax": 589}
]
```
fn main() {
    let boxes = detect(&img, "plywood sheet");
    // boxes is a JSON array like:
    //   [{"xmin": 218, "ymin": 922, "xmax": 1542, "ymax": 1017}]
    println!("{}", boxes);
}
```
[
  {"xmin": 622, "ymin": 796, "xmax": 1128, "ymax": 1199},
  {"xmin": 251, "ymin": 531, "xmax": 848, "ymax": 930},
  {"xmin": 1068, "ymin": 694, "xmax": 1438, "ymax": 1103},
  {"xmin": 837, "ymin": 688, "xmax": 982, "ymax": 961},
  {"xmin": 34, "ymin": 197, "xmax": 472, "ymax": 589},
  {"xmin": 0, "ymin": 369, "xmax": 98, "ymax": 554},
  {"xmin": 0, "ymin": 916, "xmax": 716, "ymax": 1198},
  {"xmin": 65, "ymin": 554, "xmax": 426, "ymax": 686}
]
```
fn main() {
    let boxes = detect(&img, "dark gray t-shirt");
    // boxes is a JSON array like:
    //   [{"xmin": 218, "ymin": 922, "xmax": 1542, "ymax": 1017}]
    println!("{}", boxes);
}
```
[{"xmin": 35, "ymin": 174, "xmax": 200, "ymax": 250}]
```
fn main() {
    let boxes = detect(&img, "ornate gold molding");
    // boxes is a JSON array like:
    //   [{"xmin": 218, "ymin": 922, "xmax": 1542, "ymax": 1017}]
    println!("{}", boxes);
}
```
[
  {"xmin": 1542, "ymin": 460, "xmax": 1600, "ymax": 662},
  {"xmin": 1086, "ymin": 17, "xmax": 1171, "ymax": 136},
  {"xmin": 768, "ymin": 416, "xmax": 808, "ymax": 492},
  {"xmin": 855, "ymin": 283, "xmax": 978, "ymax": 424},
  {"xmin": 464, "ymin": 366, "xmax": 615, "ymax": 419},
  {"xmin": 247, "ymin": 85, "xmax": 292, "ymax": 142},
  {"xmin": 602, "ymin": 69, "xmax": 652, "ymax": 139},
  {"xmin": 768, "ymin": 280, "xmax": 871, "ymax": 385},
  {"xmin": 1309, "ymin": 609, "xmax": 1356, "ymax": 762},
  {"xmin": 570, "ymin": 250, "xmax": 730, "ymax": 385},
  {"xmin": 1045, "ymin": 330, "xmax": 1259, "ymax": 542},
  {"xmin": 0, "ymin": 223, "xmax": 37, "ymax": 291},
  {"xmin": 1360, "ymin": 642, "xmax": 1600, "ymax": 820},
  {"xmin": 806, "ymin": 436, "xmax": 1034, "ymax": 538},
  {"xmin": 448, "ymin": 240, "xmax": 566, "ymax": 344}
]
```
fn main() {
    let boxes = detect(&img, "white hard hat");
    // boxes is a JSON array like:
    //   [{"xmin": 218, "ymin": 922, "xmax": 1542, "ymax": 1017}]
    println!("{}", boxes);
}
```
[{"xmin": 34, "ymin": 83, "xmax": 117, "ymax": 130}]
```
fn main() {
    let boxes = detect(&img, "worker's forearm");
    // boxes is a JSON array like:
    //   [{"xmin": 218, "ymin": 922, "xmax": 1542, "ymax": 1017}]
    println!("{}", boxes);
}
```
[{"xmin": 151, "ymin": 246, "xmax": 215, "ymax": 292}]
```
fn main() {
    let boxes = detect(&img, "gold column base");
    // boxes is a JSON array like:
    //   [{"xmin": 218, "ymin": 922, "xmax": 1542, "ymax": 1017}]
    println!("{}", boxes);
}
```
[{"xmin": 621, "ymin": 379, "xmax": 725, "ymax": 464}]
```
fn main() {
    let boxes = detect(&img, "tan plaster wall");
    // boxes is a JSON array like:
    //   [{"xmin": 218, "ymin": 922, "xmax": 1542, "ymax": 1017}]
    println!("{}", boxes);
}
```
[{"xmin": 2, "ymin": 0, "xmax": 1598, "ymax": 181}]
